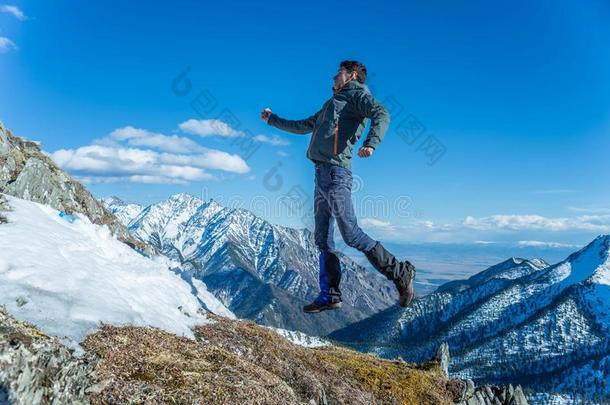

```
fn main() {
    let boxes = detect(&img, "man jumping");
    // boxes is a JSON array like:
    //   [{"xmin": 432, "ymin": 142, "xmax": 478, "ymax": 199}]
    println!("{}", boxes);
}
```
[{"xmin": 260, "ymin": 60, "xmax": 416, "ymax": 313}]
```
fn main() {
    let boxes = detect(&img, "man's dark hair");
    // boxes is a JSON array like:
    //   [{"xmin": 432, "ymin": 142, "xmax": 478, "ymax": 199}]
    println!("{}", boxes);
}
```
[{"xmin": 340, "ymin": 60, "xmax": 367, "ymax": 83}]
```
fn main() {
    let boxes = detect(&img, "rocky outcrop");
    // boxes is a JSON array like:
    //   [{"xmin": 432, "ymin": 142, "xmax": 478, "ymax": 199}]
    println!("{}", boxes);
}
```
[
  {"xmin": 433, "ymin": 343, "xmax": 528, "ymax": 405},
  {"xmin": 0, "ymin": 121, "xmax": 148, "ymax": 252},
  {"xmin": 435, "ymin": 342, "xmax": 451, "ymax": 378},
  {"xmin": 457, "ymin": 382, "xmax": 528, "ymax": 405},
  {"xmin": 0, "ymin": 307, "xmax": 105, "ymax": 405}
]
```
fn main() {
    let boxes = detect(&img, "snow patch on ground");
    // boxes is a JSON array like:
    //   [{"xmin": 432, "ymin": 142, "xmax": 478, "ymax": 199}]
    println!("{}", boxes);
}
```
[
  {"xmin": 266, "ymin": 326, "xmax": 330, "ymax": 348},
  {"xmin": 0, "ymin": 194, "xmax": 233, "ymax": 349}
]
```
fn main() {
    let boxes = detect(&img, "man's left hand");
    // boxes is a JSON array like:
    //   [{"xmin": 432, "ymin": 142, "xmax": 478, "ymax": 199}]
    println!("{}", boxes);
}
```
[{"xmin": 358, "ymin": 146, "xmax": 374, "ymax": 158}]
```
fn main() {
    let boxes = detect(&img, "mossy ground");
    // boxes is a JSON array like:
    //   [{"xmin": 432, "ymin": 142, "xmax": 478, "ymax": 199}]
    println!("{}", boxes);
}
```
[{"xmin": 83, "ymin": 314, "xmax": 458, "ymax": 404}]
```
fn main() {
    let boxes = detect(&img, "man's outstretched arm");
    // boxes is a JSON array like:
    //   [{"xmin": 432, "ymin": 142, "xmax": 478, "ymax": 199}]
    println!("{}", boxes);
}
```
[{"xmin": 261, "ymin": 108, "xmax": 321, "ymax": 135}]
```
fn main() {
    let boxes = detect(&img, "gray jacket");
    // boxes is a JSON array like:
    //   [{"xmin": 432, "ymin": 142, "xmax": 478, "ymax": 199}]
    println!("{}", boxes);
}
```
[{"xmin": 267, "ymin": 80, "xmax": 390, "ymax": 170}]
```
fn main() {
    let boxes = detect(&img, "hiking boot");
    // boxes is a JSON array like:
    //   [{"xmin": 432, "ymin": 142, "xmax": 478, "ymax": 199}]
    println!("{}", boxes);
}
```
[
  {"xmin": 304, "ymin": 251, "xmax": 343, "ymax": 314},
  {"xmin": 303, "ymin": 295, "xmax": 343, "ymax": 313},
  {"xmin": 394, "ymin": 260, "xmax": 416, "ymax": 307},
  {"xmin": 365, "ymin": 241, "xmax": 416, "ymax": 307}
]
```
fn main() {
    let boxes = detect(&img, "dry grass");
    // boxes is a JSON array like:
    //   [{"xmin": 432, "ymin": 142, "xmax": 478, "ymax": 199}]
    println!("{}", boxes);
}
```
[
  {"xmin": 83, "ymin": 315, "xmax": 458, "ymax": 405},
  {"xmin": 82, "ymin": 325, "xmax": 296, "ymax": 404}
]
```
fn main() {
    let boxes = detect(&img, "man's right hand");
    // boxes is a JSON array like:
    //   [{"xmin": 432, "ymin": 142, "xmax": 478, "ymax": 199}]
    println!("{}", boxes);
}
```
[{"xmin": 260, "ymin": 108, "xmax": 272, "ymax": 123}]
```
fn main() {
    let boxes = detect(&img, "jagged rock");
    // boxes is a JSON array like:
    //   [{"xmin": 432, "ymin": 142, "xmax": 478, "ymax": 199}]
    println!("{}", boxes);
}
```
[
  {"xmin": 0, "ymin": 307, "xmax": 104, "ymax": 405},
  {"xmin": 0, "ymin": 121, "xmax": 150, "ymax": 253},
  {"xmin": 317, "ymin": 388, "xmax": 329, "ymax": 405},
  {"xmin": 510, "ymin": 386, "xmax": 528, "ymax": 405},
  {"xmin": 465, "ymin": 379, "xmax": 475, "ymax": 398},
  {"xmin": 0, "ymin": 194, "xmax": 9, "ymax": 211},
  {"xmin": 457, "ymin": 383, "xmax": 529, "ymax": 405},
  {"xmin": 499, "ymin": 386, "xmax": 507, "ymax": 402},
  {"xmin": 466, "ymin": 397, "xmax": 478, "ymax": 405},
  {"xmin": 0, "ymin": 194, "xmax": 8, "ymax": 224},
  {"xmin": 434, "ymin": 342, "xmax": 450, "ymax": 378},
  {"xmin": 425, "ymin": 344, "xmax": 526, "ymax": 405}
]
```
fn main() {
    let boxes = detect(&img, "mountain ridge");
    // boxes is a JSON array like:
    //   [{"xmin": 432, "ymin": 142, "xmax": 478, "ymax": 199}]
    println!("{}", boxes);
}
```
[
  {"xmin": 329, "ymin": 234, "xmax": 610, "ymax": 403},
  {"xmin": 103, "ymin": 193, "xmax": 396, "ymax": 335}
]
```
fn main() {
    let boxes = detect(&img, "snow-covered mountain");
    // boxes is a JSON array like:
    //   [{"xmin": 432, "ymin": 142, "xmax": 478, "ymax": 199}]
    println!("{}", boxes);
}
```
[
  {"xmin": 101, "ymin": 196, "xmax": 143, "ymax": 226},
  {"xmin": 0, "ymin": 193, "xmax": 233, "ymax": 349},
  {"xmin": 330, "ymin": 236, "xmax": 610, "ymax": 403},
  {"xmin": 103, "ymin": 193, "xmax": 396, "ymax": 335}
]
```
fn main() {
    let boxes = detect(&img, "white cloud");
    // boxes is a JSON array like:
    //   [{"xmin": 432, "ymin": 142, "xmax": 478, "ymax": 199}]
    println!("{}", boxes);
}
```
[
  {"xmin": 0, "ymin": 36, "xmax": 17, "ymax": 53},
  {"xmin": 51, "ymin": 145, "xmax": 216, "ymax": 184},
  {"xmin": 517, "ymin": 240, "xmax": 580, "ymax": 249},
  {"xmin": 0, "ymin": 4, "xmax": 26, "ymax": 20},
  {"xmin": 50, "ymin": 124, "xmax": 251, "ymax": 184},
  {"xmin": 417, "ymin": 220, "xmax": 441, "ymax": 230},
  {"xmin": 353, "ymin": 211, "xmax": 610, "ymax": 244},
  {"xmin": 178, "ymin": 119, "xmax": 289, "ymax": 151},
  {"xmin": 104, "ymin": 126, "xmax": 206, "ymax": 154},
  {"xmin": 361, "ymin": 218, "xmax": 397, "ymax": 233},
  {"xmin": 277, "ymin": 151, "xmax": 290, "ymax": 157},
  {"xmin": 156, "ymin": 150, "xmax": 249, "ymax": 173},
  {"xmin": 179, "ymin": 119, "xmax": 243, "ymax": 138},
  {"xmin": 77, "ymin": 175, "xmax": 196, "ymax": 185},
  {"xmin": 361, "ymin": 218, "xmax": 393, "ymax": 228},
  {"xmin": 253, "ymin": 134, "xmax": 289, "ymax": 146},
  {"xmin": 462, "ymin": 214, "xmax": 610, "ymax": 232}
]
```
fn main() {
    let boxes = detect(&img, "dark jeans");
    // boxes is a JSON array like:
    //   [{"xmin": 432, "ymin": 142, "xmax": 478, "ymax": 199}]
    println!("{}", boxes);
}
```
[{"xmin": 313, "ymin": 162, "xmax": 376, "ymax": 254}]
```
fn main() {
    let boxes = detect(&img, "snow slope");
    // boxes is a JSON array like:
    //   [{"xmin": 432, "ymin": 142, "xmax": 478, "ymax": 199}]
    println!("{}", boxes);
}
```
[{"xmin": 0, "ymin": 194, "xmax": 233, "ymax": 348}]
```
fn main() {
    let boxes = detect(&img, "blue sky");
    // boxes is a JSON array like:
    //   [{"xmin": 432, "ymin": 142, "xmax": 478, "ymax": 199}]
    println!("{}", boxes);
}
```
[{"xmin": 1, "ymin": 0, "xmax": 609, "ymax": 247}]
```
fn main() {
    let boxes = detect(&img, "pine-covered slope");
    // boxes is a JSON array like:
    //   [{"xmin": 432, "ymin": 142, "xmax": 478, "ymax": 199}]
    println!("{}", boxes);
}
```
[{"xmin": 330, "ymin": 236, "xmax": 610, "ymax": 403}]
